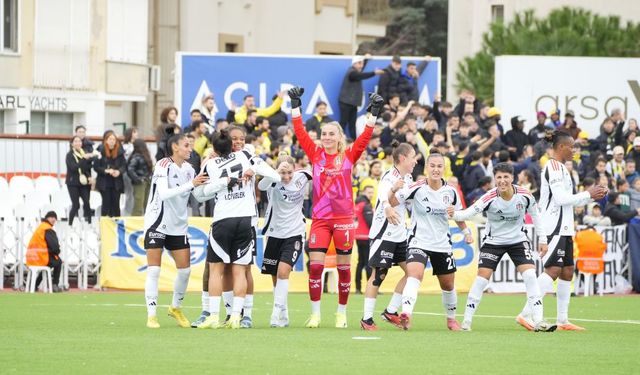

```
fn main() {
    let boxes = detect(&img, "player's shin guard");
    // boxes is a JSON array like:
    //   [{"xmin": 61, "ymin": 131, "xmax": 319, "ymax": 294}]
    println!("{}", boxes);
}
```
[
  {"xmin": 464, "ymin": 276, "xmax": 488, "ymax": 325},
  {"xmin": 145, "ymin": 266, "xmax": 161, "ymax": 317},
  {"xmin": 172, "ymin": 267, "xmax": 191, "ymax": 308},
  {"xmin": 442, "ymin": 289, "xmax": 457, "ymax": 318},
  {"xmin": 337, "ymin": 264, "xmax": 351, "ymax": 309},
  {"xmin": 522, "ymin": 269, "xmax": 543, "ymax": 323},
  {"xmin": 556, "ymin": 279, "xmax": 571, "ymax": 324},
  {"xmin": 308, "ymin": 261, "xmax": 324, "ymax": 304},
  {"xmin": 401, "ymin": 277, "xmax": 420, "ymax": 315},
  {"xmin": 521, "ymin": 272, "xmax": 553, "ymax": 317}
]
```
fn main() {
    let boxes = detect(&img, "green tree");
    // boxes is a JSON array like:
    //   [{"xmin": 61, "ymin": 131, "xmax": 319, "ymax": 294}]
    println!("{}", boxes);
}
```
[
  {"xmin": 457, "ymin": 7, "xmax": 640, "ymax": 104},
  {"xmin": 357, "ymin": 0, "xmax": 448, "ymax": 91}
]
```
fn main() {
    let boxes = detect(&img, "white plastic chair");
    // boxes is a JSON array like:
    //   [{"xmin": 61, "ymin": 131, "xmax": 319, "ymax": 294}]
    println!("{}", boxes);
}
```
[
  {"xmin": 35, "ymin": 176, "xmax": 61, "ymax": 196},
  {"xmin": 25, "ymin": 266, "xmax": 53, "ymax": 293},
  {"xmin": 25, "ymin": 190, "xmax": 51, "ymax": 208},
  {"xmin": 14, "ymin": 202, "xmax": 42, "ymax": 221},
  {"xmin": 51, "ymin": 188, "xmax": 72, "ymax": 209},
  {"xmin": 89, "ymin": 190, "xmax": 102, "ymax": 209},
  {"xmin": 9, "ymin": 176, "xmax": 35, "ymax": 198}
]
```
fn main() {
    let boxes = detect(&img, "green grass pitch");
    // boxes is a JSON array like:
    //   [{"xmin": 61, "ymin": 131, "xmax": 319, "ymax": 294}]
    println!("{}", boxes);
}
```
[{"xmin": 1, "ymin": 291, "xmax": 638, "ymax": 374}]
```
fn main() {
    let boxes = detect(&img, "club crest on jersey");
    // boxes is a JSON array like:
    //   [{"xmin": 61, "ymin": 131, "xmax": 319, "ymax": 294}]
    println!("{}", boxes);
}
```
[
  {"xmin": 442, "ymin": 195, "xmax": 451, "ymax": 205},
  {"xmin": 516, "ymin": 203, "xmax": 524, "ymax": 211},
  {"xmin": 294, "ymin": 241, "xmax": 301, "ymax": 251},
  {"xmin": 295, "ymin": 180, "xmax": 303, "ymax": 189}
]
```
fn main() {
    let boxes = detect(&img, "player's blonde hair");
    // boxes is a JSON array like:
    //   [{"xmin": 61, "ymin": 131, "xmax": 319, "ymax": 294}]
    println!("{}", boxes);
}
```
[
  {"xmin": 321, "ymin": 121, "xmax": 346, "ymax": 155},
  {"xmin": 276, "ymin": 151, "xmax": 295, "ymax": 168}
]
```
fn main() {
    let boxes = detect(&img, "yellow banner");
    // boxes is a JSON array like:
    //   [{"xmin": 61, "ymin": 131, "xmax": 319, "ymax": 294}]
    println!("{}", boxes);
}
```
[{"xmin": 99, "ymin": 218, "xmax": 478, "ymax": 293}]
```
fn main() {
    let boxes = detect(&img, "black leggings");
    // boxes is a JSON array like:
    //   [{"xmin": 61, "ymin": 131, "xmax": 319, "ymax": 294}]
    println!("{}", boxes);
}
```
[
  {"xmin": 100, "ymin": 189, "xmax": 121, "ymax": 217},
  {"xmin": 339, "ymin": 102, "xmax": 358, "ymax": 140},
  {"xmin": 355, "ymin": 239, "xmax": 372, "ymax": 292},
  {"xmin": 68, "ymin": 185, "xmax": 91, "ymax": 225}
]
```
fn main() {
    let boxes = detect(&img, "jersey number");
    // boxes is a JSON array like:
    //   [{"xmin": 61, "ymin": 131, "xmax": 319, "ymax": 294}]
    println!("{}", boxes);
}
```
[
  {"xmin": 446, "ymin": 256, "xmax": 455, "ymax": 270},
  {"xmin": 221, "ymin": 164, "xmax": 244, "ymax": 187}
]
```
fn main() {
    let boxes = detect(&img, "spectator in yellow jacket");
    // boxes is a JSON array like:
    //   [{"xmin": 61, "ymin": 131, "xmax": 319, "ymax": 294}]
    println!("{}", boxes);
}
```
[{"xmin": 233, "ymin": 91, "xmax": 284, "ymax": 124}]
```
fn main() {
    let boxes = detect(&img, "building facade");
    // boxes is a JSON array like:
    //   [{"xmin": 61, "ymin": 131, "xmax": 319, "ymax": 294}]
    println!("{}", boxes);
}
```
[
  {"xmin": 0, "ymin": 0, "xmax": 385, "ymax": 137},
  {"xmin": 446, "ymin": 0, "xmax": 640, "ymax": 101}
]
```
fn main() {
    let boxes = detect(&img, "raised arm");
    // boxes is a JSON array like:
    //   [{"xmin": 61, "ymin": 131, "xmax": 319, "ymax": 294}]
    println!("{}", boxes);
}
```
[
  {"xmin": 452, "ymin": 191, "xmax": 492, "ymax": 221},
  {"xmin": 288, "ymin": 87, "xmax": 318, "ymax": 159},
  {"xmin": 546, "ymin": 163, "xmax": 593, "ymax": 206}
]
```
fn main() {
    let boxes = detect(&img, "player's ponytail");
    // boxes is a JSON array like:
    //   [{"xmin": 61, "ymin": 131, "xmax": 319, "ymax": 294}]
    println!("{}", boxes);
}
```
[
  {"xmin": 212, "ymin": 129, "xmax": 232, "ymax": 157},
  {"xmin": 545, "ymin": 129, "xmax": 572, "ymax": 148}
]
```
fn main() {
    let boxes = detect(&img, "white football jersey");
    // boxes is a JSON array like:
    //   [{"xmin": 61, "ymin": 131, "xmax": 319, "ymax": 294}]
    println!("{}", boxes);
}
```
[
  {"xmin": 369, "ymin": 167, "xmax": 414, "ymax": 242},
  {"xmin": 260, "ymin": 170, "xmax": 312, "ymax": 239},
  {"xmin": 144, "ymin": 158, "xmax": 195, "ymax": 235},
  {"xmin": 453, "ymin": 185, "xmax": 546, "ymax": 246},
  {"xmin": 194, "ymin": 150, "xmax": 281, "ymax": 223},
  {"xmin": 396, "ymin": 180, "xmax": 462, "ymax": 253},
  {"xmin": 540, "ymin": 159, "xmax": 591, "ymax": 236}
]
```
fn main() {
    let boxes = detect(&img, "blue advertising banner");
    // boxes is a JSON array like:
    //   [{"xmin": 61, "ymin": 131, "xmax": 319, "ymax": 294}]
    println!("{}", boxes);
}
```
[{"xmin": 175, "ymin": 53, "xmax": 441, "ymax": 126}]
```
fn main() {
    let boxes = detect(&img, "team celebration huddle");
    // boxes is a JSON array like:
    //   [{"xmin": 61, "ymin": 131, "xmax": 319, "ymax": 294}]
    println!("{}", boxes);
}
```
[{"xmin": 142, "ymin": 86, "xmax": 608, "ymax": 332}]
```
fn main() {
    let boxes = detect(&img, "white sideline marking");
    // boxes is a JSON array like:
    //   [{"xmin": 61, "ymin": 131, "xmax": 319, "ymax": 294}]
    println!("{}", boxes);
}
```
[
  {"xmin": 352, "ymin": 336, "xmax": 381, "ymax": 340},
  {"xmin": 51, "ymin": 303, "xmax": 640, "ymax": 326}
]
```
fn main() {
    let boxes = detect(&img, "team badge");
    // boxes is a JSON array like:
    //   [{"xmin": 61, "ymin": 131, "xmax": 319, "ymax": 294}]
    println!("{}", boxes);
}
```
[
  {"xmin": 310, "ymin": 234, "xmax": 316, "ymax": 244},
  {"xmin": 516, "ymin": 203, "xmax": 524, "ymax": 211},
  {"xmin": 442, "ymin": 195, "xmax": 451, "ymax": 205},
  {"xmin": 294, "ymin": 241, "xmax": 301, "ymax": 250}
]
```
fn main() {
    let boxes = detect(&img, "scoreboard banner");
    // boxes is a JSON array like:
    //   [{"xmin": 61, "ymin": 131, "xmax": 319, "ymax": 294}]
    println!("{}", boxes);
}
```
[{"xmin": 99, "ymin": 218, "xmax": 479, "ymax": 293}]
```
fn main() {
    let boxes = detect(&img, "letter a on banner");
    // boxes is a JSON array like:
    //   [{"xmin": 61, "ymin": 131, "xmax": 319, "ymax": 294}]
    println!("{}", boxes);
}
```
[
  {"xmin": 190, "ymin": 81, "xmax": 211, "ymax": 110},
  {"xmin": 306, "ymin": 83, "xmax": 334, "ymax": 116},
  {"xmin": 418, "ymin": 84, "xmax": 431, "ymax": 105}
]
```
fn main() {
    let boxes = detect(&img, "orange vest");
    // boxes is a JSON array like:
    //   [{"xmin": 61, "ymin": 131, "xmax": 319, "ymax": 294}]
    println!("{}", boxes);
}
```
[
  {"xmin": 26, "ymin": 222, "xmax": 53, "ymax": 266},
  {"xmin": 574, "ymin": 229, "xmax": 606, "ymax": 274}
]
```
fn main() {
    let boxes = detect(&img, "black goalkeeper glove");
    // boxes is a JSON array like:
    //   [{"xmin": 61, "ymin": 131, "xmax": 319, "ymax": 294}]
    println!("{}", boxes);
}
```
[
  {"xmin": 287, "ymin": 87, "xmax": 305, "ymax": 109},
  {"xmin": 366, "ymin": 93, "xmax": 385, "ymax": 117}
]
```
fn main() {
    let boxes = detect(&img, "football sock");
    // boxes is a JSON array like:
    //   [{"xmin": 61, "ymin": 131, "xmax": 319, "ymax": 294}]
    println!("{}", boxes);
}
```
[
  {"xmin": 363, "ymin": 297, "xmax": 376, "ymax": 320},
  {"xmin": 243, "ymin": 294, "xmax": 254, "ymax": 318},
  {"xmin": 273, "ymin": 279, "xmax": 289, "ymax": 316},
  {"xmin": 442, "ymin": 289, "xmax": 457, "ymax": 318},
  {"xmin": 401, "ymin": 277, "xmax": 420, "ymax": 315},
  {"xmin": 522, "ymin": 269, "xmax": 544, "ymax": 324},
  {"xmin": 521, "ymin": 272, "xmax": 553, "ymax": 317},
  {"xmin": 222, "ymin": 291, "xmax": 233, "ymax": 316},
  {"xmin": 202, "ymin": 291, "xmax": 209, "ymax": 313},
  {"xmin": 308, "ymin": 261, "xmax": 324, "ymax": 302},
  {"xmin": 337, "ymin": 264, "xmax": 351, "ymax": 306},
  {"xmin": 172, "ymin": 267, "xmax": 190, "ymax": 308},
  {"xmin": 464, "ymin": 276, "xmax": 488, "ymax": 324},
  {"xmin": 387, "ymin": 292, "xmax": 403, "ymax": 314},
  {"xmin": 232, "ymin": 296, "xmax": 245, "ymax": 316},
  {"xmin": 145, "ymin": 266, "xmax": 161, "ymax": 317},
  {"xmin": 557, "ymin": 279, "xmax": 572, "ymax": 324},
  {"xmin": 208, "ymin": 296, "xmax": 221, "ymax": 315}
]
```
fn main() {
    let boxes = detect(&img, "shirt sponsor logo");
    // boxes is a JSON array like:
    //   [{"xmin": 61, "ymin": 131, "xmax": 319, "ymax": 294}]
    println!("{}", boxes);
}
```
[
  {"xmin": 262, "ymin": 258, "xmax": 277, "ymax": 265},
  {"xmin": 147, "ymin": 231, "xmax": 166, "ymax": 239},
  {"xmin": 479, "ymin": 252, "xmax": 500, "ymax": 261},
  {"xmin": 380, "ymin": 250, "xmax": 394, "ymax": 258},
  {"xmin": 333, "ymin": 223, "xmax": 356, "ymax": 230},
  {"xmin": 408, "ymin": 248, "xmax": 426, "ymax": 257}
]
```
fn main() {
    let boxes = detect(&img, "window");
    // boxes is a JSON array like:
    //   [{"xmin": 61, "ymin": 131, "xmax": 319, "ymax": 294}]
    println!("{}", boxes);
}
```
[
  {"xmin": 29, "ymin": 111, "xmax": 74, "ymax": 135},
  {"xmin": 224, "ymin": 43, "xmax": 238, "ymax": 53},
  {"xmin": 491, "ymin": 4, "xmax": 504, "ymax": 23},
  {"xmin": 1, "ymin": 0, "xmax": 19, "ymax": 53}
]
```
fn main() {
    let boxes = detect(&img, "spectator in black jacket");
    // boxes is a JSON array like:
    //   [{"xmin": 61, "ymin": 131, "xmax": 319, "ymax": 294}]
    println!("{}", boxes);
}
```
[
  {"xmin": 305, "ymin": 101, "xmax": 332, "ymax": 134},
  {"xmin": 74, "ymin": 125, "xmax": 95, "ymax": 154},
  {"xmin": 504, "ymin": 116, "xmax": 529, "ymax": 160},
  {"xmin": 595, "ymin": 116, "xmax": 624, "ymax": 158},
  {"xmin": 629, "ymin": 137, "xmax": 640, "ymax": 172},
  {"xmin": 94, "ymin": 130, "xmax": 126, "ymax": 217},
  {"xmin": 432, "ymin": 93, "xmax": 454, "ymax": 132},
  {"xmin": 338, "ymin": 54, "xmax": 383, "ymax": 140},
  {"xmin": 462, "ymin": 151, "xmax": 485, "ymax": 195},
  {"xmin": 66, "ymin": 136, "xmax": 93, "ymax": 225},
  {"xmin": 604, "ymin": 192, "xmax": 640, "ymax": 225},
  {"xmin": 127, "ymin": 139, "xmax": 153, "ymax": 216},
  {"xmin": 528, "ymin": 111, "xmax": 551, "ymax": 145},
  {"xmin": 377, "ymin": 55, "xmax": 403, "ymax": 103}
]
